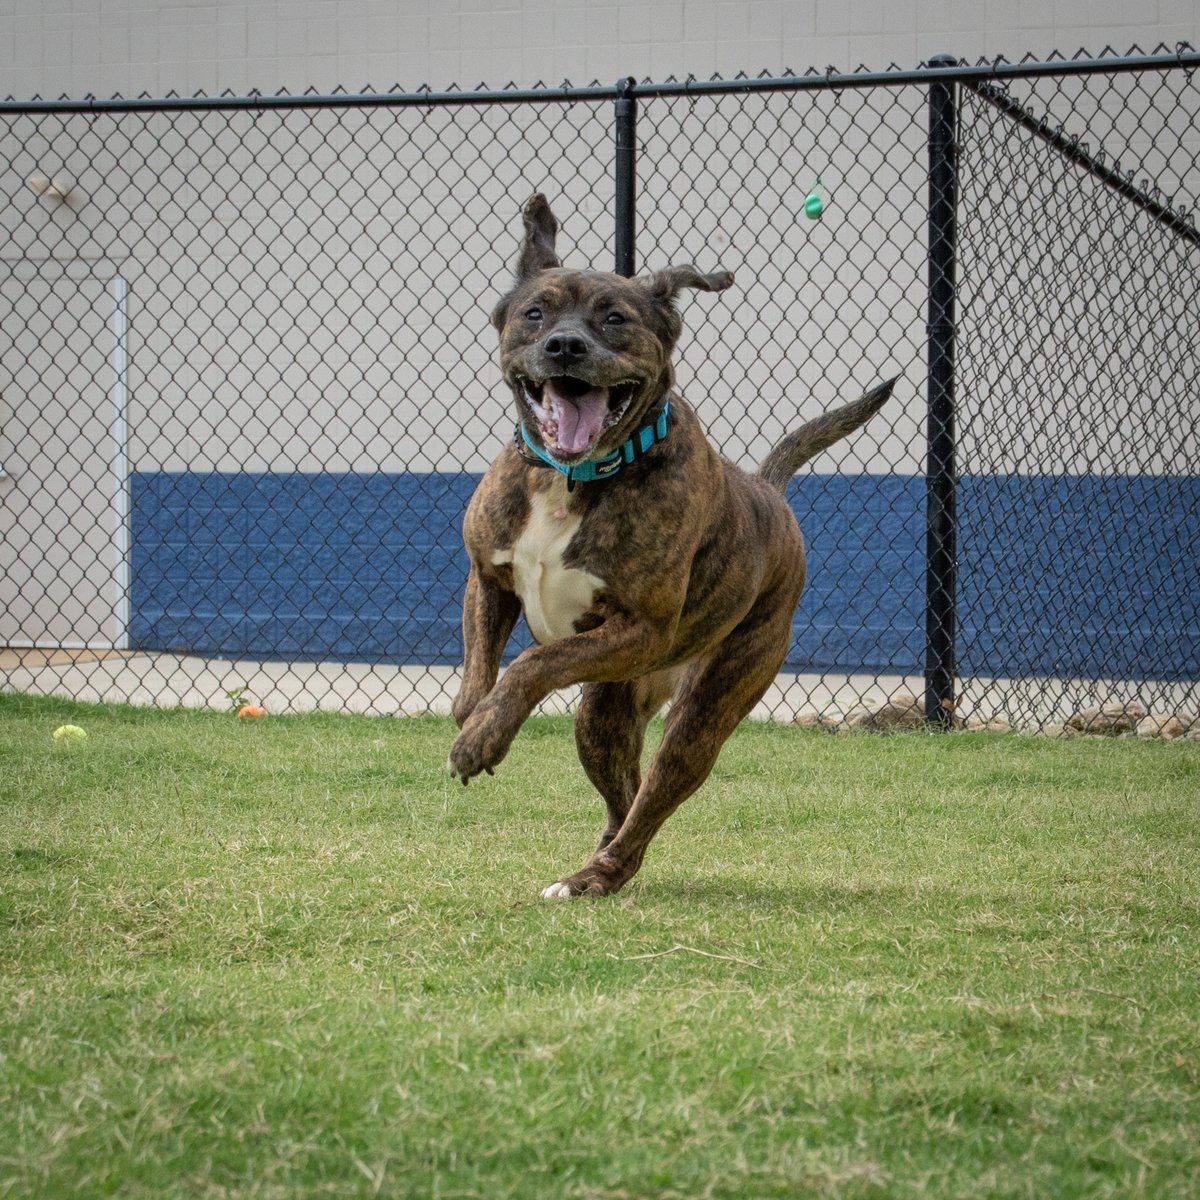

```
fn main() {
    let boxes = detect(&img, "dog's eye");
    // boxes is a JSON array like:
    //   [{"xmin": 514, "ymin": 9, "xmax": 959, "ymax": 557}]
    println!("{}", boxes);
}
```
[
  {"xmin": 605, "ymin": 312, "xmax": 627, "ymax": 326},
  {"xmin": 524, "ymin": 307, "xmax": 543, "ymax": 322}
]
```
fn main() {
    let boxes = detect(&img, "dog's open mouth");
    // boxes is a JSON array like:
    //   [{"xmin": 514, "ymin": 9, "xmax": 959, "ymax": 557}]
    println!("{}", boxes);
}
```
[{"xmin": 519, "ymin": 374, "xmax": 639, "ymax": 459}]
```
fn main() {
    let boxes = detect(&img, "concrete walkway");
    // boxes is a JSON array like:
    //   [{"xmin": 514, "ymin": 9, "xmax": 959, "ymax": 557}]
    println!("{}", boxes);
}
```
[
  {"xmin": 3, "ymin": 647, "xmax": 1194, "ymax": 730},
  {"xmin": 1, "ymin": 646, "xmax": 918, "ymax": 722}
]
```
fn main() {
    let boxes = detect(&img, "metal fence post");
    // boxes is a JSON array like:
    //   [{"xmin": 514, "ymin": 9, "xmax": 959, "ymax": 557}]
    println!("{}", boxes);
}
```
[
  {"xmin": 614, "ymin": 77, "xmax": 638, "ymax": 276},
  {"xmin": 925, "ymin": 53, "xmax": 959, "ymax": 729}
]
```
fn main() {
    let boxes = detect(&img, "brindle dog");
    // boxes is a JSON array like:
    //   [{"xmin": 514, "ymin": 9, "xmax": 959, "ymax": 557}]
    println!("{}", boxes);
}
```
[{"xmin": 449, "ymin": 194, "xmax": 894, "ymax": 897}]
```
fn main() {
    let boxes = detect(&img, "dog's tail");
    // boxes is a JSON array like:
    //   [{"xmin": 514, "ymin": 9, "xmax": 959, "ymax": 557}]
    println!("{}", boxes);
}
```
[{"xmin": 756, "ymin": 377, "xmax": 897, "ymax": 494}]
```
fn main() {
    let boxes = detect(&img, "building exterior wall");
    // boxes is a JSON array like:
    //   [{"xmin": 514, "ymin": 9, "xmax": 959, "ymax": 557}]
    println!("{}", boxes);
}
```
[
  {"xmin": 2, "ymin": 0, "xmax": 1194, "ymax": 103},
  {"xmin": 1, "ymin": 2, "xmax": 1197, "ymax": 689}
]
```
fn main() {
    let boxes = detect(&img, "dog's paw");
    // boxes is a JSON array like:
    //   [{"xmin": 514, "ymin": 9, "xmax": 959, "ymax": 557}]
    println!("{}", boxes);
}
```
[
  {"xmin": 447, "ymin": 713, "xmax": 512, "ymax": 785},
  {"xmin": 538, "ymin": 859, "xmax": 626, "ymax": 899},
  {"xmin": 446, "ymin": 743, "xmax": 495, "ymax": 786},
  {"xmin": 538, "ymin": 877, "xmax": 611, "ymax": 899}
]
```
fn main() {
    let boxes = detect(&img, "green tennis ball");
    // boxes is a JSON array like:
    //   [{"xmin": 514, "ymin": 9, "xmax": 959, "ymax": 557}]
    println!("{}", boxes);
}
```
[
  {"xmin": 804, "ymin": 193, "xmax": 824, "ymax": 220},
  {"xmin": 53, "ymin": 724, "xmax": 87, "ymax": 743}
]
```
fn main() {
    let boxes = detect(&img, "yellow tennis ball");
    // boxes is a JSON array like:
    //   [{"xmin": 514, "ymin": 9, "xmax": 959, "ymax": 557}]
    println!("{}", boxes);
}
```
[{"xmin": 52, "ymin": 724, "xmax": 87, "ymax": 743}]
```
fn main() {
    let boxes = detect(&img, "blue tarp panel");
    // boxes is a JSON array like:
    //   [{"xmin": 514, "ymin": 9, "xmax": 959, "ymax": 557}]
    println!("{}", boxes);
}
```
[{"xmin": 129, "ymin": 471, "xmax": 1198, "ymax": 679}]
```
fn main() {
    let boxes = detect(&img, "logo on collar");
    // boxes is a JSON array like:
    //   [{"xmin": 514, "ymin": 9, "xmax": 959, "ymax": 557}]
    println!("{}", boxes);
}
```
[{"xmin": 516, "ymin": 402, "xmax": 671, "ymax": 489}]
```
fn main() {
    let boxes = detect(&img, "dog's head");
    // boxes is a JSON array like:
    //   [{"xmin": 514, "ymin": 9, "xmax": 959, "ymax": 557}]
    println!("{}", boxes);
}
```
[{"xmin": 491, "ymin": 194, "xmax": 733, "ymax": 466}]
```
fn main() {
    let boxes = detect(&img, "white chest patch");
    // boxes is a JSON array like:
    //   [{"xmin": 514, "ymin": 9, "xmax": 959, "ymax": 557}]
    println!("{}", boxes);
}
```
[{"xmin": 493, "ymin": 483, "xmax": 605, "ymax": 644}]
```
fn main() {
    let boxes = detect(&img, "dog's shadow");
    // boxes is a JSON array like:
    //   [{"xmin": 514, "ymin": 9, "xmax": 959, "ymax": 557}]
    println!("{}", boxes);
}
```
[{"xmin": 634, "ymin": 873, "xmax": 919, "ymax": 915}]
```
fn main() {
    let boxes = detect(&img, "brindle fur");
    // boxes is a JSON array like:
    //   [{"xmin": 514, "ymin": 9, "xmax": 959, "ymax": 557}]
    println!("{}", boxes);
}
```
[{"xmin": 449, "ymin": 193, "xmax": 895, "ymax": 897}]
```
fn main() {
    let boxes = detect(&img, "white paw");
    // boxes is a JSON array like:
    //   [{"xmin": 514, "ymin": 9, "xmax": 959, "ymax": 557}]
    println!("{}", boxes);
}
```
[{"xmin": 540, "ymin": 882, "xmax": 574, "ymax": 899}]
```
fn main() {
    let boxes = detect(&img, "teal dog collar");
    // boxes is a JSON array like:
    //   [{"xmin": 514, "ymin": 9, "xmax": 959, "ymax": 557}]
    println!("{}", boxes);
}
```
[{"xmin": 516, "ymin": 401, "xmax": 671, "ymax": 489}]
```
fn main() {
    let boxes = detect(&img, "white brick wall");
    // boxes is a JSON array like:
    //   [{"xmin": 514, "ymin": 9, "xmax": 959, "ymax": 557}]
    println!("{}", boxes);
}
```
[{"xmin": 1, "ymin": 0, "xmax": 1193, "ymax": 100}]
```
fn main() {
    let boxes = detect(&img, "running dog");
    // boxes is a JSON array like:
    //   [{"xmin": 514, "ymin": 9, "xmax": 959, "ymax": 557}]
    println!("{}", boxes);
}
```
[{"xmin": 449, "ymin": 193, "xmax": 894, "ymax": 897}]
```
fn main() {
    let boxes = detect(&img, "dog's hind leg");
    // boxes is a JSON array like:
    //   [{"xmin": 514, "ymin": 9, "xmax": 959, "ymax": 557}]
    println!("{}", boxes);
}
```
[
  {"xmin": 544, "ymin": 580, "xmax": 800, "ymax": 898},
  {"xmin": 574, "ymin": 671, "xmax": 677, "ymax": 853}
]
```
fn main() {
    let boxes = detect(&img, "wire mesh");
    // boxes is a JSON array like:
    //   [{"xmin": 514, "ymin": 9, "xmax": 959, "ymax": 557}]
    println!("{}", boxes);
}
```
[
  {"xmin": 635, "ymin": 79, "xmax": 932, "ymax": 722},
  {"xmin": 1, "ymin": 51, "xmax": 1198, "ymax": 730},
  {"xmin": 955, "ymin": 61, "xmax": 1200, "ymax": 730}
]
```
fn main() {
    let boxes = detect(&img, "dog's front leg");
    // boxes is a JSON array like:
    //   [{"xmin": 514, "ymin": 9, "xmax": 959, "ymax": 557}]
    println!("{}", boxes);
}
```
[
  {"xmin": 452, "ymin": 565, "xmax": 521, "ymax": 730},
  {"xmin": 447, "ymin": 615, "xmax": 669, "ymax": 784},
  {"xmin": 544, "ymin": 577, "xmax": 802, "ymax": 898}
]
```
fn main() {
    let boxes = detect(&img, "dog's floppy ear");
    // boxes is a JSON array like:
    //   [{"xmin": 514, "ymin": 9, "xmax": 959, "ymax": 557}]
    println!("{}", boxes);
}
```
[
  {"xmin": 516, "ymin": 193, "xmax": 561, "ymax": 280},
  {"xmin": 491, "ymin": 193, "xmax": 562, "ymax": 330},
  {"xmin": 639, "ymin": 265, "xmax": 735, "ymax": 303},
  {"xmin": 636, "ymin": 265, "xmax": 734, "ymax": 342}
]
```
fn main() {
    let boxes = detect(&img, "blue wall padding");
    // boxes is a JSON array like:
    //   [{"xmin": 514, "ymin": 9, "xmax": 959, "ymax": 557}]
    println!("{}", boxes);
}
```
[
  {"xmin": 130, "ymin": 472, "xmax": 485, "ymax": 664},
  {"xmin": 952, "ymin": 474, "xmax": 1197, "ymax": 679},
  {"xmin": 130, "ymin": 471, "xmax": 1198, "ymax": 679}
]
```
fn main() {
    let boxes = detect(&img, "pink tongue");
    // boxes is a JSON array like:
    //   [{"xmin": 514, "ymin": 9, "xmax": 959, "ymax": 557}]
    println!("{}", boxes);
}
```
[{"xmin": 546, "ymin": 381, "xmax": 608, "ymax": 455}]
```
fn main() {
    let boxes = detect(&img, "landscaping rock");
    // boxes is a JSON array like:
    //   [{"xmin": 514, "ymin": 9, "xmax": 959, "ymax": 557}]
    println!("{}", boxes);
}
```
[
  {"xmin": 845, "ymin": 691, "xmax": 926, "ymax": 733},
  {"xmin": 794, "ymin": 711, "xmax": 839, "ymax": 733},
  {"xmin": 1135, "ymin": 713, "xmax": 1190, "ymax": 740},
  {"xmin": 1064, "ymin": 702, "xmax": 1148, "ymax": 736},
  {"xmin": 973, "ymin": 719, "xmax": 1013, "ymax": 734}
]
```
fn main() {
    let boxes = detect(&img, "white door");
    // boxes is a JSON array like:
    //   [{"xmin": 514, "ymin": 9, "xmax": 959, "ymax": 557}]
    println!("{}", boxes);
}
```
[{"xmin": 0, "ymin": 265, "xmax": 129, "ymax": 650}]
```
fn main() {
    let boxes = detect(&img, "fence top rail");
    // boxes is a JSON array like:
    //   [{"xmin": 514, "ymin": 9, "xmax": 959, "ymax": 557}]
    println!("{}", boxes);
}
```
[{"xmin": 2, "ymin": 47, "xmax": 1197, "ymax": 116}]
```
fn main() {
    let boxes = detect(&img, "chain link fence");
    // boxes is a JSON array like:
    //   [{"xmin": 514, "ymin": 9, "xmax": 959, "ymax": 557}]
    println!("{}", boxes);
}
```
[{"xmin": 2, "ymin": 47, "xmax": 1198, "ymax": 730}]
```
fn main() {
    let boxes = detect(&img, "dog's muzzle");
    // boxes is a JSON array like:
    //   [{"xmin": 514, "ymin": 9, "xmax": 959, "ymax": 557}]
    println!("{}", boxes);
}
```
[{"xmin": 518, "ymin": 374, "xmax": 640, "ymax": 459}]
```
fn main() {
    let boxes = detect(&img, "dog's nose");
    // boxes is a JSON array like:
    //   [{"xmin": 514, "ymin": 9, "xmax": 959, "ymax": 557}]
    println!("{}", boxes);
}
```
[{"xmin": 544, "ymin": 331, "xmax": 589, "ymax": 364}]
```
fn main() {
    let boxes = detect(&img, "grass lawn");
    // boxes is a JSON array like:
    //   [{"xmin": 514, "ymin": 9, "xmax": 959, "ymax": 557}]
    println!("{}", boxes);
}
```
[{"xmin": 1, "ymin": 692, "xmax": 1198, "ymax": 1199}]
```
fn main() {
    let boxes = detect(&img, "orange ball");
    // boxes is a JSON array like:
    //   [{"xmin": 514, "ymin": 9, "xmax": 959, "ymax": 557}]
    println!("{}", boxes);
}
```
[{"xmin": 237, "ymin": 704, "xmax": 267, "ymax": 719}]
